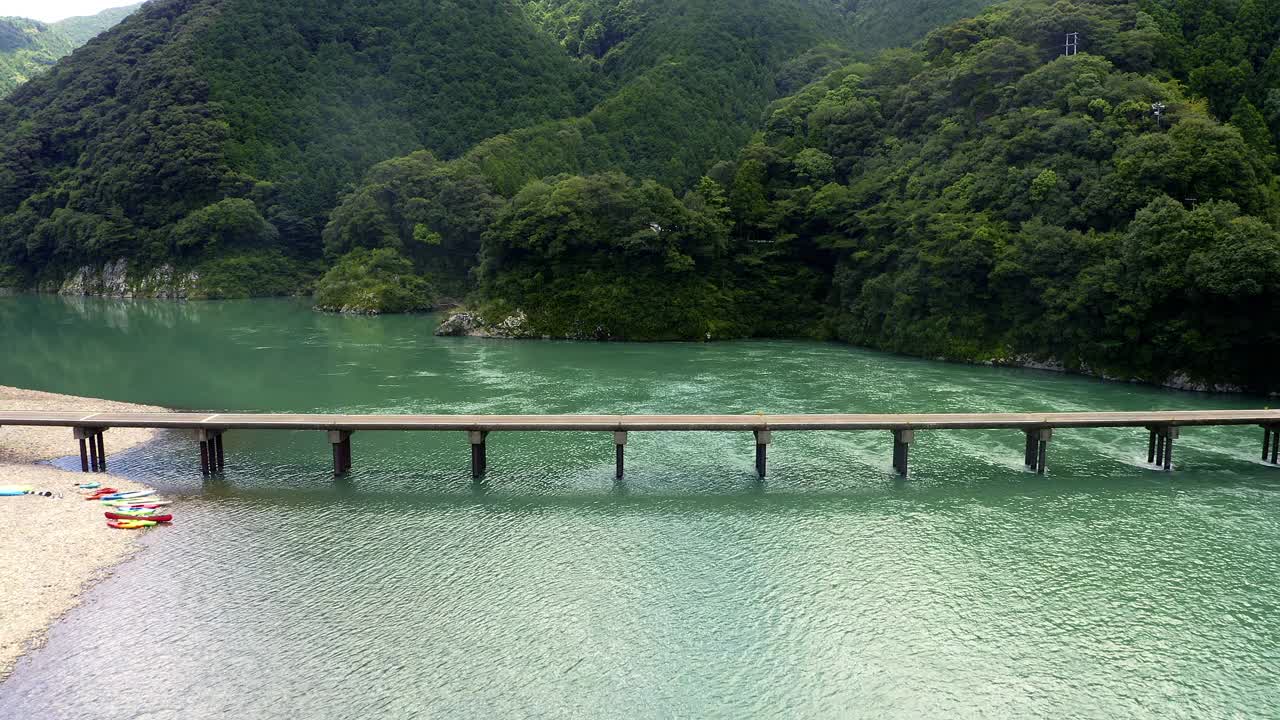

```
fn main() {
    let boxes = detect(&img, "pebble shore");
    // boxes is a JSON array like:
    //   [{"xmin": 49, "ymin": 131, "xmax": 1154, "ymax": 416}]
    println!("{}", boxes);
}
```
[{"xmin": 0, "ymin": 385, "xmax": 165, "ymax": 680}]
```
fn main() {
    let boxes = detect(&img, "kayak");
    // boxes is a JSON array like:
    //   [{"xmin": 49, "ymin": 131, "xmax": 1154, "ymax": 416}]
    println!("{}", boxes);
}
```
[
  {"xmin": 103, "ymin": 504, "xmax": 169, "ymax": 512},
  {"xmin": 85, "ymin": 488, "xmax": 120, "ymax": 500},
  {"xmin": 105, "ymin": 512, "xmax": 172, "ymax": 522},
  {"xmin": 104, "ymin": 501, "xmax": 171, "ymax": 509},
  {"xmin": 101, "ymin": 498, "xmax": 170, "ymax": 507},
  {"xmin": 105, "ymin": 506, "xmax": 161, "ymax": 515},
  {"xmin": 75, "ymin": 482, "xmax": 102, "ymax": 490},
  {"xmin": 107, "ymin": 519, "xmax": 157, "ymax": 530},
  {"xmin": 0, "ymin": 488, "xmax": 32, "ymax": 497},
  {"xmin": 98, "ymin": 490, "xmax": 154, "ymax": 501}
]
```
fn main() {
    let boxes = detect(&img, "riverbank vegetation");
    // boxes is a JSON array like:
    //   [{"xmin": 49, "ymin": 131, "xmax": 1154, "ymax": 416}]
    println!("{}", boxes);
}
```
[
  {"xmin": 313, "ymin": 248, "xmax": 434, "ymax": 315},
  {"xmin": 0, "ymin": 0, "xmax": 1276, "ymax": 389}
]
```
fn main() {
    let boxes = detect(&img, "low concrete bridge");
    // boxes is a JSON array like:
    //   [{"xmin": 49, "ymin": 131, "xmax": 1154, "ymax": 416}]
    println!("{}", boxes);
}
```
[{"xmin": 2, "ymin": 410, "xmax": 1279, "ymax": 479}]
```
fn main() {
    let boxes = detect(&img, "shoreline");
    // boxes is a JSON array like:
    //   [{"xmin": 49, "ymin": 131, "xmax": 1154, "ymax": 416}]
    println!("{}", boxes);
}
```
[
  {"xmin": 0, "ymin": 385, "xmax": 167, "ymax": 681},
  {"xmin": 433, "ymin": 310, "xmax": 1274, "ymax": 398}
]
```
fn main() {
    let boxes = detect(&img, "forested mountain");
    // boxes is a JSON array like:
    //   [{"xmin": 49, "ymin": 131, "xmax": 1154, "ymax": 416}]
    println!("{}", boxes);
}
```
[
  {"xmin": 343, "ymin": 0, "xmax": 1276, "ymax": 390},
  {"xmin": 0, "ymin": 4, "xmax": 140, "ymax": 95},
  {"xmin": 0, "ymin": 0, "xmax": 601, "ymax": 295},
  {"xmin": 0, "ymin": 0, "xmax": 989, "ymax": 296},
  {"xmin": 734, "ymin": 0, "xmax": 1280, "ymax": 389},
  {"xmin": 50, "ymin": 4, "xmax": 143, "ymax": 46},
  {"xmin": 0, "ymin": 0, "xmax": 1276, "ymax": 390},
  {"xmin": 0, "ymin": 18, "xmax": 75, "ymax": 95}
]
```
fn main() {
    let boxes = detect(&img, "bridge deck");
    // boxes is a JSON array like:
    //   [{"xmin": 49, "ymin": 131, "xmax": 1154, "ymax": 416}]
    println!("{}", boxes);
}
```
[{"xmin": 1, "ymin": 409, "xmax": 1278, "ymax": 432}]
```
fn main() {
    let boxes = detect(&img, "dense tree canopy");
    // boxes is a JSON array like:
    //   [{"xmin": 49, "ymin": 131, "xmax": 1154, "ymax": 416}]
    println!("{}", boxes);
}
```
[
  {"xmin": 476, "ymin": 172, "xmax": 737, "ymax": 339},
  {"xmin": 0, "ymin": 0, "xmax": 986, "ymax": 290},
  {"xmin": 0, "ymin": 0, "xmax": 595, "ymax": 286},
  {"xmin": 313, "ymin": 248, "xmax": 434, "ymax": 314},
  {"xmin": 323, "ymin": 151, "xmax": 503, "ymax": 297},
  {"xmin": 434, "ymin": 0, "xmax": 1279, "ymax": 389},
  {"xmin": 718, "ymin": 0, "xmax": 1280, "ymax": 387}
]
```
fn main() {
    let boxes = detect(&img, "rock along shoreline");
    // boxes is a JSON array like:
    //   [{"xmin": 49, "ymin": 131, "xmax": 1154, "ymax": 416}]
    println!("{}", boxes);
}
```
[{"xmin": 0, "ymin": 385, "xmax": 166, "ymax": 681}]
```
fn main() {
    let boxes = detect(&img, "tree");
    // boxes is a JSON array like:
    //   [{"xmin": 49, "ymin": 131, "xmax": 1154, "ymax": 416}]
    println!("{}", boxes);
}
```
[
  {"xmin": 477, "ymin": 172, "xmax": 734, "ymax": 339},
  {"xmin": 323, "ymin": 151, "xmax": 503, "ymax": 294},
  {"xmin": 171, "ymin": 199, "xmax": 277, "ymax": 255},
  {"xmin": 1229, "ymin": 98, "xmax": 1275, "ymax": 158},
  {"xmin": 1187, "ymin": 60, "xmax": 1249, "ymax": 119},
  {"xmin": 313, "ymin": 248, "xmax": 434, "ymax": 314}
]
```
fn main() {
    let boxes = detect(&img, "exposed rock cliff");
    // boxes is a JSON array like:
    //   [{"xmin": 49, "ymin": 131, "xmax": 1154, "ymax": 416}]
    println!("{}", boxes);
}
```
[
  {"xmin": 435, "ymin": 310, "xmax": 535, "ymax": 339},
  {"xmin": 55, "ymin": 260, "xmax": 199, "ymax": 299}
]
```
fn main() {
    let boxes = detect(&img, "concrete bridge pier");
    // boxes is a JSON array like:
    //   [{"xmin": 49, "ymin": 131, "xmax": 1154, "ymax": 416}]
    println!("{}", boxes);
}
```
[
  {"xmin": 1024, "ymin": 429, "xmax": 1051, "ymax": 474},
  {"xmin": 329, "ymin": 430, "xmax": 352, "ymax": 475},
  {"xmin": 469, "ymin": 431, "xmax": 488, "ymax": 480},
  {"xmin": 73, "ymin": 427, "xmax": 107, "ymax": 473},
  {"xmin": 195, "ymin": 428, "xmax": 226, "ymax": 474},
  {"xmin": 614, "ymin": 431, "xmax": 627, "ymax": 480},
  {"xmin": 892, "ymin": 429, "xmax": 914, "ymax": 477},
  {"xmin": 754, "ymin": 430, "xmax": 771, "ymax": 479},
  {"xmin": 1150, "ymin": 426, "xmax": 1178, "ymax": 470},
  {"xmin": 1264, "ymin": 425, "xmax": 1279, "ymax": 466}
]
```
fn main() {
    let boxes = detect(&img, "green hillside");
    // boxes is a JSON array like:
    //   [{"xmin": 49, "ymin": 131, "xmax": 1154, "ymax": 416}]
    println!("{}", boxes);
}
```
[
  {"xmin": 737, "ymin": 0, "xmax": 1280, "ymax": 388},
  {"xmin": 0, "ymin": 4, "xmax": 139, "ymax": 95},
  {"xmin": 424, "ymin": 0, "xmax": 1278, "ymax": 389},
  {"xmin": 472, "ymin": 0, "xmax": 995, "ymax": 193},
  {"xmin": 0, "ymin": 0, "xmax": 598, "ymax": 289},
  {"xmin": 51, "ymin": 4, "xmax": 142, "ymax": 46},
  {"xmin": 0, "ymin": 17, "xmax": 74, "ymax": 95},
  {"xmin": 0, "ymin": 0, "xmax": 991, "ymax": 295}
]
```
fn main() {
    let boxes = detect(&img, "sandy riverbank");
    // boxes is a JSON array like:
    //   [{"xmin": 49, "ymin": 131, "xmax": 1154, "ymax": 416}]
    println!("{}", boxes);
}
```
[{"xmin": 0, "ymin": 385, "xmax": 167, "ymax": 681}]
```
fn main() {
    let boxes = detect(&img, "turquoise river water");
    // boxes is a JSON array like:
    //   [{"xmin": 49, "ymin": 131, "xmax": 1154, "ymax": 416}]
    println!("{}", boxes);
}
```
[{"xmin": 0, "ymin": 295, "xmax": 1278, "ymax": 718}]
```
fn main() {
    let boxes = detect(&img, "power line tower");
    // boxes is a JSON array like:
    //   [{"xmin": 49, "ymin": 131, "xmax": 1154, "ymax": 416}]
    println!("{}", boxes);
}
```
[
  {"xmin": 1064, "ymin": 32, "xmax": 1079, "ymax": 56},
  {"xmin": 1151, "ymin": 102, "xmax": 1166, "ymax": 128}
]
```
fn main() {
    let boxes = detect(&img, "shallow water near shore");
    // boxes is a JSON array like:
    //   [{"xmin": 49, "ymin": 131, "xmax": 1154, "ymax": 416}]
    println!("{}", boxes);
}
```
[{"xmin": 1, "ymin": 295, "xmax": 1278, "ymax": 718}]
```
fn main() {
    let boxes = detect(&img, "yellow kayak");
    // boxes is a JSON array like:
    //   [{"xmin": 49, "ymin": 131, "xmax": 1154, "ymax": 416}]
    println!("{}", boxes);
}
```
[{"xmin": 106, "ymin": 519, "xmax": 158, "ymax": 530}]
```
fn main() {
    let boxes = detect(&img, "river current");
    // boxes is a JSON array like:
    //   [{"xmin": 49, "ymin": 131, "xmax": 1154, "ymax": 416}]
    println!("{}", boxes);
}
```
[{"xmin": 0, "ymin": 296, "xmax": 1277, "ymax": 718}]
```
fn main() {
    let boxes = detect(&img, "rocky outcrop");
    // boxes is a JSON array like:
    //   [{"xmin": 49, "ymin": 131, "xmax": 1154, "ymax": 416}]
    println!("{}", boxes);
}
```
[
  {"xmin": 1161, "ymin": 372, "xmax": 1243, "ymax": 394},
  {"xmin": 56, "ymin": 260, "xmax": 199, "ymax": 299},
  {"xmin": 986, "ymin": 354, "xmax": 1067, "ymax": 374},
  {"xmin": 434, "ymin": 309, "xmax": 536, "ymax": 338},
  {"xmin": 983, "ymin": 353, "xmax": 1251, "ymax": 394},
  {"xmin": 312, "ymin": 302, "xmax": 384, "ymax": 315}
]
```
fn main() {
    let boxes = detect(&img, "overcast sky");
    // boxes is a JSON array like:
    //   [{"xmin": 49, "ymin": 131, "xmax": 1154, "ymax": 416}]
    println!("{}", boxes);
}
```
[{"xmin": 1, "ymin": 0, "xmax": 130, "ymax": 23}]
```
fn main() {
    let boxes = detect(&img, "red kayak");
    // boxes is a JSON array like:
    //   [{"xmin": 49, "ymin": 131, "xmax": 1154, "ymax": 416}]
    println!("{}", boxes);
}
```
[
  {"xmin": 85, "ymin": 488, "xmax": 120, "ymax": 500},
  {"xmin": 104, "ymin": 512, "xmax": 172, "ymax": 523}
]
